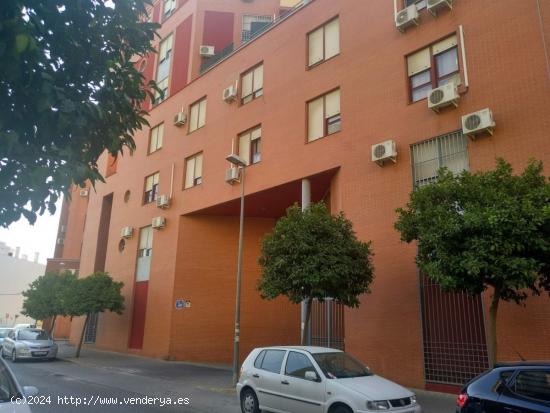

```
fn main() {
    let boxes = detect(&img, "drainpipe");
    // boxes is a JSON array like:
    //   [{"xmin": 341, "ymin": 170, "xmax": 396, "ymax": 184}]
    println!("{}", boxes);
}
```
[{"xmin": 301, "ymin": 179, "xmax": 311, "ymax": 344}]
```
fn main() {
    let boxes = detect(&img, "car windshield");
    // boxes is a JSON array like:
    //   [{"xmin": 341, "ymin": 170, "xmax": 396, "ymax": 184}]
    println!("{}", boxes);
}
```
[
  {"xmin": 0, "ymin": 362, "xmax": 20, "ymax": 403},
  {"xmin": 0, "ymin": 330, "xmax": 11, "ymax": 338},
  {"xmin": 313, "ymin": 352, "xmax": 373, "ymax": 379},
  {"xmin": 18, "ymin": 330, "xmax": 50, "ymax": 341}
]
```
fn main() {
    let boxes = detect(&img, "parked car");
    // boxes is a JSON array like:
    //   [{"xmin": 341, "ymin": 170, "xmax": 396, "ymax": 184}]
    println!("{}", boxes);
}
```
[
  {"xmin": 456, "ymin": 362, "xmax": 550, "ymax": 412},
  {"xmin": 237, "ymin": 346, "xmax": 421, "ymax": 413},
  {"xmin": 0, "ymin": 329, "xmax": 58, "ymax": 362},
  {"xmin": 0, "ymin": 329, "xmax": 12, "ymax": 351},
  {"xmin": 0, "ymin": 357, "xmax": 38, "ymax": 412},
  {"xmin": 12, "ymin": 324, "xmax": 35, "ymax": 330}
]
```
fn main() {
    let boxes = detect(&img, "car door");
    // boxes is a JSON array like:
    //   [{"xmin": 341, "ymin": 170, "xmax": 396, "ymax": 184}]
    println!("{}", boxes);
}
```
[
  {"xmin": 280, "ymin": 351, "xmax": 325, "ymax": 413},
  {"xmin": 2, "ymin": 331, "xmax": 15, "ymax": 355},
  {"xmin": 495, "ymin": 369, "xmax": 550, "ymax": 413},
  {"xmin": 252, "ymin": 349, "xmax": 288, "ymax": 412}
]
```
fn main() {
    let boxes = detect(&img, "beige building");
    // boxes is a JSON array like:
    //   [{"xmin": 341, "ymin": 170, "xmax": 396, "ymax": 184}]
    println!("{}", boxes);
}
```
[{"xmin": 0, "ymin": 242, "xmax": 45, "ymax": 327}]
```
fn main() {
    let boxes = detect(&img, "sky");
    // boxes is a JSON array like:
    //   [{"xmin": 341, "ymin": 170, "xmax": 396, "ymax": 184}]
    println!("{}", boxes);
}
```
[{"xmin": 0, "ymin": 199, "xmax": 63, "ymax": 264}]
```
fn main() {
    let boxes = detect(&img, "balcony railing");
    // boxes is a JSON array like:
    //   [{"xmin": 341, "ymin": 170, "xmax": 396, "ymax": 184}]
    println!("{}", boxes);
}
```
[{"xmin": 200, "ymin": 43, "xmax": 235, "ymax": 73}]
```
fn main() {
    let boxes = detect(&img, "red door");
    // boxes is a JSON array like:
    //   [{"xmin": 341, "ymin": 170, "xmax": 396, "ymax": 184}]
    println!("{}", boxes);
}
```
[{"xmin": 129, "ymin": 281, "xmax": 149, "ymax": 349}]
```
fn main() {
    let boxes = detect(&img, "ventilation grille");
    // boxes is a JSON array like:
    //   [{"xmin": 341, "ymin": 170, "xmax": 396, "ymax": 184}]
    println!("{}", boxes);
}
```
[
  {"xmin": 429, "ymin": 89, "xmax": 445, "ymax": 105},
  {"xmin": 464, "ymin": 114, "xmax": 481, "ymax": 131},
  {"xmin": 396, "ymin": 9, "xmax": 409, "ymax": 24},
  {"xmin": 374, "ymin": 144, "xmax": 386, "ymax": 159}
]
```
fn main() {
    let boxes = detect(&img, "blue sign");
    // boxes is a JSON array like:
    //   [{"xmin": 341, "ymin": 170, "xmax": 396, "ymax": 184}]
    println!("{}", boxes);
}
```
[{"xmin": 175, "ymin": 299, "xmax": 184, "ymax": 310}]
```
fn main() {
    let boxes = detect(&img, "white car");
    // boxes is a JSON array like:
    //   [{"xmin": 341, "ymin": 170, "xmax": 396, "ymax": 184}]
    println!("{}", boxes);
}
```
[
  {"xmin": 1, "ymin": 329, "xmax": 58, "ymax": 362},
  {"xmin": 237, "ymin": 346, "xmax": 421, "ymax": 413},
  {"xmin": 0, "ymin": 357, "xmax": 38, "ymax": 412}
]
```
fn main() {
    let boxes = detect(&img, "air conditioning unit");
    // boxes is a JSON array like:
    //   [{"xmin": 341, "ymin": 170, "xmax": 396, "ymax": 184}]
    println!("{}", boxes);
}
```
[
  {"xmin": 222, "ymin": 85, "xmax": 237, "ymax": 102},
  {"xmin": 156, "ymin": 194, "xmax": 170, "ymax": 209},
  {"xmin": 152, "ymin": 216, "xmax": 166, "ymax": 229},
  {"xmin": 199, "ymin": 45, "xmax": 215, "ymax": 57},
  {"xmin": 395, "ymin": 4, "xmax": 419, "ymax": 32},
  {"xmin": 56, "ymin": 237, "xmax": 64, "ymax": 245},
  {"xmin": 79, "ymin": 189, "xmax": 89, "ymax": 197},
  {"xmin": 121, "ymin": 226, "xmax": 133, "ymax": 239},
  {"xmin": 428, "ymin": 82, "xmax": 459, "ymax": 112},
  {"xmin": 427, "ymin": 0, "xmax": 452, "ymax": 16},
  {"xmin": 371, "ymin": 140, "xmax": 397, "ymax": 166},
  {"xmin": 462, "ymin": 108, "xmax": 496, "ymax": 139},
  {"xmin": 173, "ymin": 111, "xmax": 187, "ymax": 126},
  {"xmin": 225, "ymin": 167, "xmax": 241, "ymax": 184}
]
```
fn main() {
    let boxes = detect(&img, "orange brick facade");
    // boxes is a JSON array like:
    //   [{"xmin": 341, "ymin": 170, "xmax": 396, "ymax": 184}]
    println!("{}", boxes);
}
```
[{"xmin": 55, "ymin": 0, "xmax": 550, "ymax": 389}]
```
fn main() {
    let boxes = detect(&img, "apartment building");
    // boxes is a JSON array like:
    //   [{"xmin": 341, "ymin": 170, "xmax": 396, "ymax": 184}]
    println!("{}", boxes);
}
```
[{"xmin": 57, "ymin": 0, "xmax": 550, "ymax": 390}]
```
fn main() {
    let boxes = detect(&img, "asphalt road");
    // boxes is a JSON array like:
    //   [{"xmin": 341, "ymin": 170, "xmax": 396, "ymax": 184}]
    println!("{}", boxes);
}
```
[{"xmin": 4, "ymin": 344, "xmax": 456, "ymax": 413}]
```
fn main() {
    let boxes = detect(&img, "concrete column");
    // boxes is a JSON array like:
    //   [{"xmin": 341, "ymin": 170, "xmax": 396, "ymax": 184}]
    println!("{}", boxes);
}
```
[{"xmin": 301, "ymin": 179, "xmax": 311, "ymax": 344}]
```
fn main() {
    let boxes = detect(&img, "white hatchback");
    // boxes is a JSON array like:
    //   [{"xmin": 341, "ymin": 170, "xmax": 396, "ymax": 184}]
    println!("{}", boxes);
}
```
[{"xmin": 237, "ymin": 346, "xmax": 422, "ymax": 413}]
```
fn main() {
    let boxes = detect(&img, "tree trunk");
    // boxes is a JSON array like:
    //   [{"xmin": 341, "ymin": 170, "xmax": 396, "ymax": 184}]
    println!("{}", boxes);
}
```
[
  {"xmin": 48, "ymin": 315, "xmax": 57, "ymax": 340},
  {"xmin": 488, "ymin": 288, "xmax": 501, "ymax": 368},
  {"xmin": 301, "ymin": 298, "xmax": 313, "ymax": 345},
  {"xmin": 76, "ymin": 313, "xmax": 89, "ymax": 359}
]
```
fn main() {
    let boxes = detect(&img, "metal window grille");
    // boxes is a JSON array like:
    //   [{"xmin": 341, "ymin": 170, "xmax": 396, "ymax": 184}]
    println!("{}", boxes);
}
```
[
  {"xmin": 84, "ymin": 313, "xmax": 99, "ymax": 344},
  {"xmin": 310, "ymin": 299, "xmax": 345, "ymax": 350},
  {"xmin": 411, "ymin": 130, "xmax": 468, "ymax": 187},
  {"xmin": 420, "ymin": 275, "xmax": 489, "ymax": 385},
  {"xmin": 241, "ymin": 15, "xmax": 274, "ymax": 43}
]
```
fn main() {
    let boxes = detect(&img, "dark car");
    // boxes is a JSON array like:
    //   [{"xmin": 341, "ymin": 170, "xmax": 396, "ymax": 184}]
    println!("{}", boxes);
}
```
[{"xmin": 456, "ymin": 362, "xmax": 550, "ymax": 413}]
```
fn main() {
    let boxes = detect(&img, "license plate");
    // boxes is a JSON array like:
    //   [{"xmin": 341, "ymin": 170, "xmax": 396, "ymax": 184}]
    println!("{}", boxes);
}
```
[{"xmin": 33, "ymin": 351, "xmax": 48, "ymax": 356}]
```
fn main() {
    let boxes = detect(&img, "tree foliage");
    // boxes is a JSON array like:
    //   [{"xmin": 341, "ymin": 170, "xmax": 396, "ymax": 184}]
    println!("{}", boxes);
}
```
[
  {"xmin": 258, "ymin": 202, "xmax": 374, "ymax": 308},
  {"xmin": 0, "ymin": 0, "xmax": 159, "ymax": 227},
  {"xmin": 395, "ymin": 158, "xmax": 550, "ymax": 365},
  {"xmin": 21, "ymin": 270, "xmax": 77, "ymax": 322}
]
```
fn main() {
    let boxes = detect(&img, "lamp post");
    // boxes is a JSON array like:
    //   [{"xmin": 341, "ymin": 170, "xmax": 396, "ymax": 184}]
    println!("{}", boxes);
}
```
[{"xmin": 226, "ymin": 153, "xmax": 247, "ymax": 385}]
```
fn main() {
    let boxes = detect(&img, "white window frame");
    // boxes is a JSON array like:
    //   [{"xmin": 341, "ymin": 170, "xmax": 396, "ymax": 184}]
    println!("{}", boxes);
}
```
[
  {"xmin": 163, "ymin": 0, "xmax": 177, "ymax": 19},
  {"xmin": 307, "ymin": 88, "xmax": 341, "ymax": 142},
  {"xmin": 238, "ymin": 126, "xmax": 262, "ymax": 165},
  {"xmin": 144, "ymin": 172, "xmax": 159, "ymax": 204},
  {"xmin": 308, "ymin": 17, "xmax": 340, "ymax": 67},
  {"xmin": 184, "ymin": 153, "xmax": 203, "ymax": 189},
  {"xmin": 189, "ymin": 97, "xmax": 207, "ymax": 133},
  {"xmin": 149, "ymin": 123, "xmax": 164, "ymax": 154},
  {"xmin": 136, "ymin": 226, "xmax": 153, "ymax": 282},
  {"xmin": 241, "ymin": 63, "xmax": 264, "ymax": 105}
]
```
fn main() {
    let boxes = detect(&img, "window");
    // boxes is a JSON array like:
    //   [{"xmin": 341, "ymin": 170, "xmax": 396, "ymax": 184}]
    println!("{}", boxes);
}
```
[
  {"xmin": 307, "ymin": 88, "xmax": 341, "ymax": 142},
  {"xmin": 242, "ymin": 15, "xmax": 273, "ymax": 43},
  {"xmin": 308, "ymin": 18, "xmax": 340, "ymax": 67},
  {"xmin": 189, "ymin": 97, "xmax": 207, "ymax": 132},
  {"xmin": 149, "ymin": 123, "xmax": 164, "ymax": 154},
  {"xmin": 136, "ymin": 226, "xmax": 153, "ymax": 281},
  {"xmin": 514, "ymin": 370, "xmax": 550, "ymax": 402},
  {"xmin": 411, "ymin": 131, "xmax": 468, "ymax": 187},
  {"xmin": 241, "ymin": 64, "xmax": 263, "ymax": 105},
  {"xmin": 144, "ymin": 172, "xmax": 159, "ymax": 204},
  {"xmin": 254, "ymin": 351, "xmax": 266, "ymax": 369},
  {"xmin": 238, "ymin": 126, "xmax": 262, "ymax": 165},
  {"xmin": 163, "ymin": 0, "xmax": 176, "ymax": 19},
  {"xmin": 258, "ymin": 350, "xmax": 286, "ymax": 374},
  {"xmin": 405, "ymin": 0, "xmax": 427, "ymax": 10},
  {"xmin": 153, "ymin": 34, "xmax": 173, "ymax": 105},
  {"xmin": 285, "ymin": 352, "xmax": 318, "ymax": 380},
  {"xmin": 407, "ymin": 34, "xmax": 460, "ymax": 102},
  {"xmin": 184, "ymin": 153, "xmax": 203, "ymax": 189}
]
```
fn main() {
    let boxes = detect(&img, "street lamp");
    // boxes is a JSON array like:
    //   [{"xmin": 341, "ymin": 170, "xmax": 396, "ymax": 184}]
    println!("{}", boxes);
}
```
[{"xmin": 226, "ymin": 153, "xmax": 247, "ymax": 385}]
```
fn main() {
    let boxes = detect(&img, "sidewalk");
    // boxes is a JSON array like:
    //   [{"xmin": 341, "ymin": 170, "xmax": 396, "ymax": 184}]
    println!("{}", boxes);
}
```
[{"xmin": 56, "ymin": 341, "xmax": 456, "ymax": 413}]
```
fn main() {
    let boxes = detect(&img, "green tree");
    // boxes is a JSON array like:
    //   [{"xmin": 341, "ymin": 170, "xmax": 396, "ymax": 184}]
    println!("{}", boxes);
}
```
[
  {"xmin": 0, "ymin": 1, "xmax": 159, "ymax": 227},
  {"xmin": 395, "ymin": 159, "xmax": 550, "ymax": 366},
  {"xmin": 258, "ymin": 202, "xmax": 375, "ymax": 344},
  {"xmin": 66, "ymin": 272, "xmax": 125, "ymax": 358},
  {"xmin": 21, "ymin": 271, "xmax": 77, "ymax": 335}
]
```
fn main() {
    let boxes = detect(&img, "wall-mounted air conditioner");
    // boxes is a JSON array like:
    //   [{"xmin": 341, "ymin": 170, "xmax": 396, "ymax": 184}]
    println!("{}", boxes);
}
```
[
  {"xmin": 428, "ymin": 82, "xmax": 459, "ymax": 112},
  {"xmin": 199, "ymin": 45, "xmax": 215, "ymax": 57},
  {"xmin": 156, "ymin": 195, "xmax": 170, "ymax": 209},
  {"xmin": 225, "ymin": 167, "xmax": 241, "ymax": 184},
  {"xmin": 121, "ymin": 227, "xmax": 133, "ymax": 239},
  {"xmin": 79, "ymin": 189, "xmax": 89, "ymax": 197},
  {"xmin": 462, "ymin": 108, "xmax": 495, "ymax": 139},
  {"xmin": 152, "ymin": 216, "xmax": 166, "ymax": 229},
  {"xmin": 222, "ymin": 85, "xmax": 238, "ymax": 102},
  {"xmin": 427, "ymin": 0, "xmax": 452, "ymax": 16},
  {"xmin": 371, "ymin": 140, "xmax": 397, "ymax": 166},
  {"xmin": 173, "ymin": 112, "xmax": 187, "ymax": 126},
  {"xmin": 395, "ymin": 5, "xmax": 419, "ymax": 32}
]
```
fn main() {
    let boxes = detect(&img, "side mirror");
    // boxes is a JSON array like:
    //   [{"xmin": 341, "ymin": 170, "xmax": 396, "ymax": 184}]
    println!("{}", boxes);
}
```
[
  {"xmin": 305, "ymin": 371, "xmax": 319, "ymax": 382},
  {"xmin": 23, "ymin": 386, "xmax": 39, "ymax": 397}
]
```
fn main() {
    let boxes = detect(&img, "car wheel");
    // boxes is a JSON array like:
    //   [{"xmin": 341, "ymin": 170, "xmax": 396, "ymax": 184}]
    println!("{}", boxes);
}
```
[
  {"xmin": 330, "ymin": 404, "xmax": 352, "ymax": 413},
  {"xmin": 240, "ymin": 388, "xmax": 260, "ymax": 413},
  {"xmin": 11, "ymin": 350, "xmax": 17, "ymax": 363}
]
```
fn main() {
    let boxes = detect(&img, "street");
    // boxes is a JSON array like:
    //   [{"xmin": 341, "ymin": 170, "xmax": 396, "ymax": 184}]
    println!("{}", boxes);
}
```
[{"xmin": 4, "ymin": 343, "xmax": 457, "ymax": 413}]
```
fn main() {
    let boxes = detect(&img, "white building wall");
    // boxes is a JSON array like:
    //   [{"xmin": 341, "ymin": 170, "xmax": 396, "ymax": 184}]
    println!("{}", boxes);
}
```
[{"xmin": 0, "ymin": 253, "xmax": 45, "ymax": 327}]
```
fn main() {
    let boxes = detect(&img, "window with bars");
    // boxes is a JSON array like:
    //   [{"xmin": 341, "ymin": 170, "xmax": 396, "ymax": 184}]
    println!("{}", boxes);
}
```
[
  {"xmin": 184, "ymin": 152, "xmax": 203, "ymax": 189},
  {"xmin": 411, "ymin": 131, "xmax": 468, "ymax": 187},
  {"xmin": 153, "ymin": 34, "xmax": 173, "ymax": 105},
  {"xmin": 189, "ymin": 97, "xmax": 207, "ymax": 133},
  {"xmin": 242, "ymin": 15, "xmax": 273, "ymax": 43},
  {"xmin": 407, "ymin": 34, "xmax": 460, "ymax": 102},
  {"xmin": 136, "ymin": 226, "xmax": 153, "ymax": 282},
  {"xmin": 308, "ymin": 17, "xmax": 340, "ymax": 67},
  {"xmin": 238, "ymin": 126, "xmax": 262, "ymax": 165},
  {"xmin": 308, "ymin": 89, "xmax": 341, "ymax": 142},
  {"xmin": 149, "ymin": 123, "xmax": 164, "ymax": 154},
  {"xmin": 143, "ymin": 172, "xmax": 159, "ymax": 204},
  {"xmin": 241, "ymin": 64, "xmax": 263, "ymax": 105}
]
